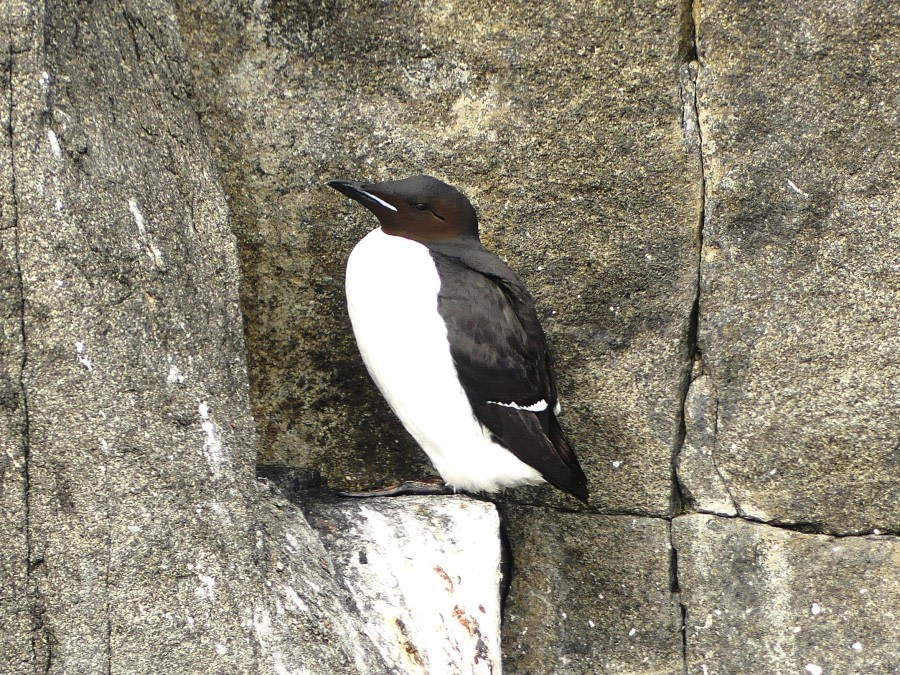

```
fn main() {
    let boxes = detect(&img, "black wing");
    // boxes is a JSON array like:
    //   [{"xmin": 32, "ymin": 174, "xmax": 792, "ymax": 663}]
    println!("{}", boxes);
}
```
[{"xmin": 427, "ymin": 245, "xmax": 588, "ymax": 501}]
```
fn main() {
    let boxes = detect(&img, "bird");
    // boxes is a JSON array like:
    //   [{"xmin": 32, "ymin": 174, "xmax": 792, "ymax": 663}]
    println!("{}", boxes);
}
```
[{"xmin": 327, "ymin": 175, "xmax": 588, "ymax": 502}]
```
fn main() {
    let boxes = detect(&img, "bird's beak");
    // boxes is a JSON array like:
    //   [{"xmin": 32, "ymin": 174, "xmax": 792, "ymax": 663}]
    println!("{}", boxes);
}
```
[{"xmin": 327, "ymin": 179, "xmax": 398, "ymax": 213}]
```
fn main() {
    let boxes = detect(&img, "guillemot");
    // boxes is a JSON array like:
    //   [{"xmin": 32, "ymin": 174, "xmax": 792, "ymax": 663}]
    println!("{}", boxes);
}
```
[{"xmin": 328, "ymin": 175, "xmax": 588, "ymax": 502}]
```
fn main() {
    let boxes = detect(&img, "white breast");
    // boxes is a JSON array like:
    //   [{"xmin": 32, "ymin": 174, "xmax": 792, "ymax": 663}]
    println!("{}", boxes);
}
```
[{"xmin": 345, "ymin": 228, "xmax": 543, "ymax": 493}]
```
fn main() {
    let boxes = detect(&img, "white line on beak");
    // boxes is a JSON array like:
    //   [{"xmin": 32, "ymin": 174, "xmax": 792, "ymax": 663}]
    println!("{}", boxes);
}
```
[{"xmin": 359, "ymin": 189, "xmax": 398, "ymax": 212}]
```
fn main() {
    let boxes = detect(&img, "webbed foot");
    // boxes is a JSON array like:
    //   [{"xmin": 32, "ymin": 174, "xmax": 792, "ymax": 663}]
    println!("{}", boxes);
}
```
[{"xmin": 338, "ymin": 475, "xmax": 456, "ymax": 498}]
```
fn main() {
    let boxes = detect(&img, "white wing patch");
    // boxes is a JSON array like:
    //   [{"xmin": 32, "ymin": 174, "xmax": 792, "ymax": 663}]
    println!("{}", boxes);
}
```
[
  {"xmin": 488, "ymin": 399, "xmax": 549, "ymax": 413},
  {"xmin": 358, "ymin": 189, "xmax": 398, "ymax": 212}
]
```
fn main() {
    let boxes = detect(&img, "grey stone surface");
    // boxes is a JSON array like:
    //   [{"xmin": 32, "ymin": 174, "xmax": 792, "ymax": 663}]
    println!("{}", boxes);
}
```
[
  {"xmin": 673, "ymin": 514, "xmax": 900, "ymax": 674},
  {"xmin": 2, "ymin": 2, "xmax": 258, "ymax": 668},
  {"xmin": 691, "ymin": 0, "xmax": 900, "ymax": 532},
  {"xmin": 501, "ymin": 505, "xmax": 683, "ymax": 673},
  {"xmin": 0, "ymin": 2, "xmax": 380, "ymax": 672},
  {"xmin": 305, "ymin": 495, "xmax": 502, "ymax": 674},
  {"xmin": 250, "ymin": 480, "xmax": 388, "ymax": 673},
  {"xmin": 3, "ymin": 0, "xmax": 898, "ymax": 673},
  {"xmin": 175, "ymin": 0, "xmax": 702, "ymax": 514},
  {"xmin": 677, "ymin": 365, "xmax": 738, "ymax": 516},
  {"xmin": 0, "ymin": 7, "xmax": 31, "ymax": 664}
]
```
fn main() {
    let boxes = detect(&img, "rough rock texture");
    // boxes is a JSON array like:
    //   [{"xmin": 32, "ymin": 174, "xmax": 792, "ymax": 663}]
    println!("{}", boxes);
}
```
[
  {"xmin": 175, "ymin": 0, "xmax": 702, "ymax": 514},
  {"xmin": 3, "ymin": 0, "xmax": 899, "ymax": 673},
  {"xmin": 685, "ymin": 0, "xmax": 900, "ymax": 532},
  {"xmin": 677, "ymin": 366, "xmax": 738, "ymax": 517},
  {"xmin": 674, "ymin": 514, "xmax": 900, "ymax": 674},
  {"xmin": 2, "ymin": 2, "xmax": 259, "ymax": 668},
  {"xmin": 0, "ymin": 2, "xmax": 381, "ymax": 671},
  {"xmin": 305, "ymin": 496, "xmax": 502, "ymax": 674},
  {"xmin": 501, "ymin": 505, "xmax": 683, "ymax": 673},
  {"xmin": 246, "ymin": 481, "xmax": 388, "ymax": 673},
  {"xmin": 175, "ymin": 0, "xmax": 897, "ymax": 672},
  {"xmin": 0, "ymin": 75, "xmax": 30, "ymax": 674}
]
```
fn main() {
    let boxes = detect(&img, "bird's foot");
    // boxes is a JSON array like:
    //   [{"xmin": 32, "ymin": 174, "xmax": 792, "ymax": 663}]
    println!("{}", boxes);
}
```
[{"xmin": 338, "ymin": 475, "xmax": 456, "ymax": 498}]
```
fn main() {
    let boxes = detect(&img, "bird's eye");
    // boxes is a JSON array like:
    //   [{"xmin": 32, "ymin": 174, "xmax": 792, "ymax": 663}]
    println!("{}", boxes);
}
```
[{"xmin": 414, "ymin": 203, "xmax": 428, "ymax": 211}]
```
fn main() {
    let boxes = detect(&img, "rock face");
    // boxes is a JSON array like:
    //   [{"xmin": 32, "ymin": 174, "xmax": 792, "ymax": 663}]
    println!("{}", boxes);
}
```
[
  {"xmin": 674, "ymin": 514, "xmax": 900, "ymax": 674},
  {"xmin": 2, "ymin": 2, "xmax": 260, "ymax": 668},
  {"xmin": 677, "ymin": 369, "xmax": 739, "ymax": 517},
  {"xmin": 305, "ymin": 496, "xmax": 503, "ymax": 674},
  {"xmin": 244, "ymin": 481, "xmax": 389, "ymax": 673},
  {"xmin": 685, "ymin": 0, "xmax": 899, "ymax": 533},
  {"xmin": 175, "ymin": 0, "xmax": 702, "ymax": 515},
  {"xmin": 501, "ymin": 506, "xmax": 684, "ymax": 673},
  {"xmin": 2, "ymin": 0, "xmax": 898, "ymax": 673},
  {"xmin": 0, "ymin": 2, "xmax": 383, "ymax": 672}
]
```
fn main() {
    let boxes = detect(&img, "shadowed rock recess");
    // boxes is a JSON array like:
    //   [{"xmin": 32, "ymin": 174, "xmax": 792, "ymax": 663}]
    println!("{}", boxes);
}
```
[
  {"xmin": 0, "ymin": 0, "xmax": 896, "ymax": 673},
  {"xmin": 175, "ymin": 0, "xmax": 701, "ymax": 515}
]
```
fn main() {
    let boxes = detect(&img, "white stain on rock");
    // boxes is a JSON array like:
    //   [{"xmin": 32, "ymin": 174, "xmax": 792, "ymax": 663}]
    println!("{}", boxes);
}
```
[
  {"xmin": 208, "ymin": 501, "xmax": 228, "ymax": 520},
  {"xmin": 129, "ymin": 198, "xmax": 146, "ymax": 233},
  {"xmin": 253, "ymin": 606, "xmax": 272, "ymax": 640},
  {"xmin": 167, "ymin": 355, "xmax": 186, "ymax": 384},
  {"xmin": 194, "ymin": 573, "xmax": 216, "ymax": 600},
  {"xmin": 198, "ymin": 402, "xmax": 226, "ymax": 477},
  {"xmin": 129, "ymin": 199, "xmax": 164, "ymax": 267},
  {"xmin": 75, "ymin": 341, "xmax": 93, "ymax": 372},
  {"xmin": 787, "ymin": 178, "xmax": 810, "ymax": 197},
  {"xmin": 48, "ymin": 129, "xmax": 62, "ymax": 157},
  {"xmin": 167, "ymin": 364, "xmax": 185, "ymax": 384},
  {"xmin": 252, "ymin": 606, "xmax": 291, "ymax": 675},
  {"xmin": 281, "ymin": 585, "xmax": 309, "ymax": 613},
  {"xmin": 322, "ymin": 497, "xmax": 502, "ymax": 674}
]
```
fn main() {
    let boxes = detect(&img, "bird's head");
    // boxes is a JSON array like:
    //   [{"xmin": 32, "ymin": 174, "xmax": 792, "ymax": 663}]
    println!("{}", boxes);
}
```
[{"xmin": 328, "ymin": 175, "xmax": 479, "ymax": 243}]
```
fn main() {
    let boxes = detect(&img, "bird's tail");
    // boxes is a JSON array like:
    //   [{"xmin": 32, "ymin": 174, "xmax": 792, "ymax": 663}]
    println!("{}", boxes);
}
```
[{"xmin": 547, "ymin": 414, "xmax": 589, "ymax": 503}]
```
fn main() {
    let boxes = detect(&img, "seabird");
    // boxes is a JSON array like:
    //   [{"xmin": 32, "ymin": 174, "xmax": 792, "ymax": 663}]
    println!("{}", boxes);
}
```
[{"xmin": 328, "ymin": 175, "xmax": 588, "ymax": 502}]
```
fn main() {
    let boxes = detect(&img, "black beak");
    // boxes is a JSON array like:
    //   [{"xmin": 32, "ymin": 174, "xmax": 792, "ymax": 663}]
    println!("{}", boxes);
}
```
[
  {"xmin": 327, "ymin": 179, "xmax": 366, "ymax": 198},
  {"xmin": 327, "ymin": 179, "xmax": 398, "ymax": 213}
]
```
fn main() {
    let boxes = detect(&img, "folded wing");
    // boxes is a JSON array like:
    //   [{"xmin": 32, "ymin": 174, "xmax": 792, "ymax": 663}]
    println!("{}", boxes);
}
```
[{"xmin": 427, "ymin": 247, "xmax": 588, "ymax": 501}]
